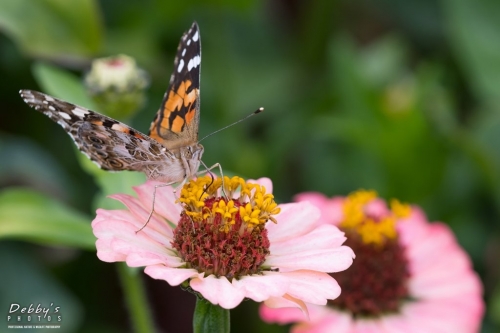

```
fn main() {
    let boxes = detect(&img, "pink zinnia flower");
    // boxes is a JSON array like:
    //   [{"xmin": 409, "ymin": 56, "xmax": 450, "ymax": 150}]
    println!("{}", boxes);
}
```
[
  {"xmin": 261, "ymin": 190, "xmax": 484, "ymax": 333},
  {"xmin": 92, "ymin": 176, "xmax": 355, "ymax": 310}
]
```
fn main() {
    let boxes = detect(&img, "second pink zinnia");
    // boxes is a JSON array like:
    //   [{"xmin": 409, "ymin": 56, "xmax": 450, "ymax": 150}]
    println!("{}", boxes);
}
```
[{"xmin": 261, "ymin": 190, "xmax": 484, "ymax": 333}]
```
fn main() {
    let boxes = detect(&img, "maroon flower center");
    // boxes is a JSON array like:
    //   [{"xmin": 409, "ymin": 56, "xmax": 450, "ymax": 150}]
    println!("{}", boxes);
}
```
[
  {"xmin": 328, "ymin": 228, "xmax": 410, "ymax": 317},
  {"xmin": 171, "ymin": 197, "xmax": 271, "ymax": 280}
]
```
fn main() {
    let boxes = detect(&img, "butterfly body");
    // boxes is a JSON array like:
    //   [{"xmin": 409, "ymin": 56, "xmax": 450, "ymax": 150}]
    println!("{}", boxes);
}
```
[{"xmin": 20, "ymin": 22, "xmax": 204, "ymax": 184}]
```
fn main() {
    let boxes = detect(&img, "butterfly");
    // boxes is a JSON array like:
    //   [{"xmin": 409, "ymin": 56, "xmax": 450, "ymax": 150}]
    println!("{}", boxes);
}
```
[{"xmin": 20, "ymin": 22, "xmax": 208, "ymax": 186}]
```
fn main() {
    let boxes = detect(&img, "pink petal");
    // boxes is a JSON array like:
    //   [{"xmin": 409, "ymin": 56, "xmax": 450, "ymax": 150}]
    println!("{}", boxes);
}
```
[
  {"xmin": 145, "ymin": 265, "xmax": 199, "ymax": 285},
  {"xmin": 93, "ymin": 216, "xmax": 169, "ymax": 254},
  {"xmin": 267, "ymin": 224, "xmax": 354, "ymax": 272},
  {"xmin": 401, "ymin": 301, "xmax": 475, "ymax": 332},
  {"xmin": 232, "ymin": 273, "xmax": 290, "ymax": 302},
  {"xmin": 291, "ymin": 310, "xmax": 352, "ymax": 333},
  {"xmin": 396, "ymin": 207, "xmax": 428, "ymax": 247},
  {"xmin": 190, "ymin": 275, "xmax": 246, "ymax": 309},
  {"xmin": 380, "ymin": 313, "xmax": 422, "ymax": 333},
  {"xmin": 94, "ymin": 220, "xmax": 175, "ymax": 266},
  {"xmin": 351, "ymin": 318, "xmax": 385, "ymax": 333},
  {"xmin": 278, "ymin": 270, "xmax": 341, "ymax": 305},
  {"xmin": 364, "ymin": 198, "xmax": 389, "ymax": 220},
  {"xmin": 248, "ymin": 177, "xmax": 273, "ymax": 194},
  {"xmin": 266, "ymin": 245, "xmax": 354, "ymax": 273},
  {"xmin": 402, "ymin": 223, "xmax": 483, "ymax": 301},
  {"xmin": 294, "ymin": 192, "xmax": 345, "ymax": 226},
  {"xmin": 263, "ymin": 295, "xmax": 304, "ymax": 310},
  {"xmin": 133, "ymin": 180, "xmax": 182, "ymax": 225},
  {"xmin": 110, "ymin": 193, "xmax": 174, "ymax": 239},
  {"xmin": 260, "ymin": 304, "xmax": 306, "ymax": 323},
  {"xmin": 410, "ymin": 264, "xmax": 481, "ymax": 299},
  {"xmin": 416, "ymin": 298, "xmax": 484, "ymax": 331},
  {"xmin": 125, "ymin": 251, "xmax": 181, "ymax": 267},
  {"xmin": 91, "ymin": 208, "xmax": 132, "ymax": 227},
  {"xmin": 271, "ymin": 224, "xmax": 347, "ymax": 254},
  {"xmin": 267, "ymin": 202, "xmax": 321, "ymax": 243},
  {"xmin": 262, "ymin": 295, "xmax": 311, "ymax": 316},
  {"xmin": 294, "ymin": 192, "xmax": 329, "ymax": 210},
  {"xmin": 95, "ymin": 238, "xmax": 126, "ymax": 262},
  {"xmin": 92, "ymin": 210, "xmax": 180, "ymax": 268},
  {"xmin": 261, "ymin": 304, "xmax": 353, "ymax": 333}
]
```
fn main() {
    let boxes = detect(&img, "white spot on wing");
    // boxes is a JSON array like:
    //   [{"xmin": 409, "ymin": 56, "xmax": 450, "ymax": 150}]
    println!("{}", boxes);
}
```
[
  {"xmin": 187, "ymin": 39, "xmax": 191, "ymax": 46},
  {"xmin": 58, "ymin": 112, "xmax": 71, "ymax": 120},
  {"xmin": 44, "ymin": 96, "xmax": 55, "ymax": 102},
  {"xmin": 72, "ymin": 107, "xmax": 88, "ymax": 118},
  {"xmin": 57, "ymin": 120, "xmax": 68, "ymax": 128},
  {"xmin": 182, "ymin": 48, "xmax": 186, "ymax": 56},
  {"xmin": 192, "ymin": 31, "xmax": 199, "ymax": 42},
  {"xmin": 111, "ymin": 123, "xmax": 128, "ymax": 132},
  {"xmin": 48, "ymin": 106, "xmax": 56, "ymax": 111},
  {"xmin": 187, "ymin": 55, "xmax": 201, "ymax": 71},
  {"xmin": 177, "ymin": 59, "xmax": 184, "ymax": 72}
]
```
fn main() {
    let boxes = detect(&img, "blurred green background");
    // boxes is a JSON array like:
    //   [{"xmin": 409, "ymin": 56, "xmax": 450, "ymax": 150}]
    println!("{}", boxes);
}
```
[{"xmin": 0, "ymin": 0, "xmax": 499, "ymax": 332}]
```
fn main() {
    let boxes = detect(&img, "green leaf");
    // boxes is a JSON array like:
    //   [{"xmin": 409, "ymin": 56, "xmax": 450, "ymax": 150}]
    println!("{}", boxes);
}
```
[
  {"xmin": 0, "ymin": 0, "xmax": 102, "ymax": 61},
  {"xmin": 193, "ymin": 298, "xmax": 230, "ymax": 333},
  {"xmin": 444, "ymin": 0, "xmax": 500, "ymax": 104},
  {"xmin": 0, "ymin": 188, "xmax": 95, "ymax": 250},
  {"xmin": 491, "ymin": 284, "xmax": 500, "ymax": 326},
  {"xmin": 32, "ymin": 61, "xmax": 97, "ymax": 109},
  {"xmin": 469, "ymin": 106, "xmax": 500, "ymax": 209},
  {"xmin": 0, "ymin": 134, "xmax": 73, "ymax": 198}
]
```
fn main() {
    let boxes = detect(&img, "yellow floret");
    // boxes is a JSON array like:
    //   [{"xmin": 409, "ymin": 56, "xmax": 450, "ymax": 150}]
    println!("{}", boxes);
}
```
[
  {"xmin": 180, "ymin": 175, "xmax": 280, "ymax": 233},
  {"xmin": 341, "ymin": 190, "xmax": 405, "ymax": 245}
]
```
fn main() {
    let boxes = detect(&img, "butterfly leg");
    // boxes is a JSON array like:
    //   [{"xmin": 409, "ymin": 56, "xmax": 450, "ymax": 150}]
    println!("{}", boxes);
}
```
[
  {"xmin": 135, "ymin": 181, "xmax": 178, "ymax": 233},
  {"xmin": 198, "ymin": 161, "xmax": 228, "ymax": 198}
]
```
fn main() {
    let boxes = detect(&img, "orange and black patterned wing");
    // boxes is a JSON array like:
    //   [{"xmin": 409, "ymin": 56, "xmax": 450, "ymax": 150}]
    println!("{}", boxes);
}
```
[{"xmin": 148, "ymin": 22, "xmax": 201, "ymax": 151}]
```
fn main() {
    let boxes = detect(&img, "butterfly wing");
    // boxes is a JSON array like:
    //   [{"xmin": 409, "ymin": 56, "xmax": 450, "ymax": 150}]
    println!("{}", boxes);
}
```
[
  {"xmin": 148, "ymin": 22, "xmax": 201, "ymax": 151},
  {"xmin": 20, "ymin": 23, "xmax": 203, "ymax": 183},
  {"xmin": 19, "ymin": 89, "xmax": 174, "ymax": 175}
]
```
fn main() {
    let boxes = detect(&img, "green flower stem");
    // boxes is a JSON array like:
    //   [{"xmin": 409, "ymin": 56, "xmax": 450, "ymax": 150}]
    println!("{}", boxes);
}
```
[
  {"xmin": 193, "ymin": 298, "xmax": 230, "ymax": 333},
  {"xmin": 116, "ymin": 263, "xmax": 155, "ymax": 333}
]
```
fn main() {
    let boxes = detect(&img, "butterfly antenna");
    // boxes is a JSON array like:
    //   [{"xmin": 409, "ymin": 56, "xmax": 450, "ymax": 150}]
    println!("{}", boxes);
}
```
[{"xmin": 198, "ymin": 107, "xmax": 264, "ymax": 143}]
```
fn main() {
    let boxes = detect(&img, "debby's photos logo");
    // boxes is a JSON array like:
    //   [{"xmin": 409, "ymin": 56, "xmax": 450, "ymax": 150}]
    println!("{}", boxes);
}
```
[{"xmin": 6, "ymin": 303, "xmax": 62, "ymax": 324}]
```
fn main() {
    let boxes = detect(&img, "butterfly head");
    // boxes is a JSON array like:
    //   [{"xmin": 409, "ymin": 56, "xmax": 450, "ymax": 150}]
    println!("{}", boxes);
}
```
[
  {"xmin": 183, "ymin": 143, "xmax": 204, "ymax": 160},
  {"xmin": 181, "ymin": 143, "xmax": 204, "ymax": 178}
]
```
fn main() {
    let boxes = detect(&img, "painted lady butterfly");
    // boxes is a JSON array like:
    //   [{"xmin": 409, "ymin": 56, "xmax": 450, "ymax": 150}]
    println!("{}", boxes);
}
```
[{"xmin": 20, "ymin": 22, "xmax": 206, "ymax": 186}]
